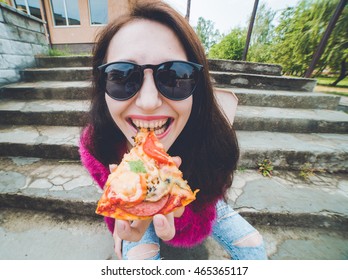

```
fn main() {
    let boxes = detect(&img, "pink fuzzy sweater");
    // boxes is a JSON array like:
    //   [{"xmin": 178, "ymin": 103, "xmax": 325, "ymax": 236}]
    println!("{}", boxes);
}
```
[{"xmin": 79, "ymin": 129, "xmax": 217, "ymax": 247}]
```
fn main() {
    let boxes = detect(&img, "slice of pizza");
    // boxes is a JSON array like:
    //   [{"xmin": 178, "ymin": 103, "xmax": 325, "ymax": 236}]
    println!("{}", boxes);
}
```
[{"xmin": 96, "ymin": 129, "xmax": 199, "ymax": 220}]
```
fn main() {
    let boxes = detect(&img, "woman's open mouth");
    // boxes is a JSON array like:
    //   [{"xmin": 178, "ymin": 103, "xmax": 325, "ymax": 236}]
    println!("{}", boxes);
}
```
[{"xmin": 127, "ymin": 117, "xmax": 173, "ymax": 136}]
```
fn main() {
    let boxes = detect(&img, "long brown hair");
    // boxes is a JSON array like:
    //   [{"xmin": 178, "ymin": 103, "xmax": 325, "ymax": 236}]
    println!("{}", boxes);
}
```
[{"xmin": 85, "ymin": 0, "xmax": 239, "ymax": 207}]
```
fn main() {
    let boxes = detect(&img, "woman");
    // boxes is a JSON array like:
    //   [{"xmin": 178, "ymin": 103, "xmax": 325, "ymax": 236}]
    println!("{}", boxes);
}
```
[{"xmin": 79, "ymin": 0, "xmax": 267, "ymax": 260}]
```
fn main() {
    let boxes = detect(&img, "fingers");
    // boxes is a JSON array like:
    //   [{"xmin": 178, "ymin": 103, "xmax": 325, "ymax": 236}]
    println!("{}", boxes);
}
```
[
  {"xmin": 115, "ymin": 212, "xmax": 177, "ymax": 252},
  {"xmin": 170, "ymin": 157, "xmax": 185, "ymax": 218},
  {"xmin": 109, "ymin": 164, "xmax": 118, "ymax": 173},
  {"xmin": 113, "ymin": 226, "xmax": 123, "ymax": 260},
  {"xmin": 173, "ymin": 206, "xmax": 185, "ymax": 218},
  {"xmin": 116, "ymin": 219, "xmax": 152, "ymax": 242},
  {"xmin": 153, "ymin": 213, "xmax": 175, "ymax": 241},
  {"xmin": 171, "ymin": 156, "xmax": 182, "ymax": 168}
]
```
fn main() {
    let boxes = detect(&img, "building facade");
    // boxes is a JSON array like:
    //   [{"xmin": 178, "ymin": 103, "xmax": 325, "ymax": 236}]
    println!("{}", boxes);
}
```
[{"xmin": 3, "ymin": 0, "xmax": 135, "ymax": 53}]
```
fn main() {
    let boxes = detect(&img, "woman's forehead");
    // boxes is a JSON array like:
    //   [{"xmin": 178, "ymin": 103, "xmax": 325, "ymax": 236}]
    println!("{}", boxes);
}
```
[{"xmin": 106, "ymin": 19, "xmax": 187, "ymax": 64}]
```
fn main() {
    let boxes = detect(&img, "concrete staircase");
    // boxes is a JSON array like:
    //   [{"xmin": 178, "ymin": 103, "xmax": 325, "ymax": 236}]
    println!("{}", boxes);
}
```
[{"xmin": 0, "ymin": 56, "xmax": 347, "ymax": 260}]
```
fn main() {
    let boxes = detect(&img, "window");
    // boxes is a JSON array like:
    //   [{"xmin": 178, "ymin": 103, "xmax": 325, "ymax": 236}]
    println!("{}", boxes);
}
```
[
  {"xmin": 14, "ymin": 0, "xmax": 42, "ymax": 20},
  {"xmin": 50, "ymin": 0, "xmax": 80, "ymax": 26},
  {"xmin": 89, "ymin": 0, "xmax": 108, "ymax": 25}
]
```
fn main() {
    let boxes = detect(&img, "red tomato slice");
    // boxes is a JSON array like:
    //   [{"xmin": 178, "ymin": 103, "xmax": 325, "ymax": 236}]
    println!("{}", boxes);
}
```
[{"xmin": 143, "ymin": 132, "xmax": 171, "ymax": 165}]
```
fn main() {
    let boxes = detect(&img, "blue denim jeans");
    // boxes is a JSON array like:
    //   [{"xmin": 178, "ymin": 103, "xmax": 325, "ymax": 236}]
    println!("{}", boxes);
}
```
[
  {"xmin": 122, "ymin": 222, "xmax": 161, "ymax": 260},
  {"xmin": 122, "ymin": 200, "xmax": 267, "ymax": 260},
  {"xmin": 212, "ymin": 200, "xmax": 267, "ymax": 260}
]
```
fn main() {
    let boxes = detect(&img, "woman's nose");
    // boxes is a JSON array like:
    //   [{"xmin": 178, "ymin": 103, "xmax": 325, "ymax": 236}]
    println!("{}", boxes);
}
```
[{"xmin": 135, "ymin": 70, "xmax": 162, "ymax": 111}]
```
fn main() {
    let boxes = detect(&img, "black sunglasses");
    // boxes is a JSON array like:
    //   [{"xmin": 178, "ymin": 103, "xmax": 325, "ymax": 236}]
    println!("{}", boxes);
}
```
[{"xmin": 98, "ymin": 60, "xmax": 203, "ymax": 101}]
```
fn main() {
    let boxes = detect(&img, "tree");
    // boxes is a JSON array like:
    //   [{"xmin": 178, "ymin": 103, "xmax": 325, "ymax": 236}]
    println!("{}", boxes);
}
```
[
  {"xmin": 250, "ymin": 3, "xmax": 276, "ymax": 46},
  {"xmin": 248, "ymin": 3, "xmax": 276, "ymax": 63},
  {"xmin": 194, "ymin": 17, "xmax": 221, "ymax": 53},
  {"xmin": 208, "ymin": 28, "xmax": 246, "ymax": 60},
  {"xmin": 204, "ymin": 3, "xmax": 276, "ymax": 63},
  {"xmin": 272, "ymin": 0, "xmax": 348, "ymax": 80},
  {"xmin": 322, "ymin": 0, "xmax": 348, "ymax": 85}
]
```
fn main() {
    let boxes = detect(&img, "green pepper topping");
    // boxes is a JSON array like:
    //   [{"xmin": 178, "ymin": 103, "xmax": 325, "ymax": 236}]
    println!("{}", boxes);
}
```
[{"xmin": 128, "ymin": 160, "xmax": 147, "ymax": 173}]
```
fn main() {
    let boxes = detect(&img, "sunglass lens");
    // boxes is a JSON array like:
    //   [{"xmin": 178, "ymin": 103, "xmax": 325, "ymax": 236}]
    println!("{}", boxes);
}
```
[
  {"xmin": 156, "ymin": 62, "xmax": 199, "ymax": 100},
  {"xmin": 104, "ymin": 63, "xmax": 141, "ymax": 100}
]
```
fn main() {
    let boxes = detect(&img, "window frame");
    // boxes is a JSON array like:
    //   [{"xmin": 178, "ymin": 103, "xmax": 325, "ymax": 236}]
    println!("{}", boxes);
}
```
[
  {"xmin": 13, "ymin": 0, "xmax": 42, "ymax": 20},
  {"xmin": 88, "ymin": 0, "xmax": 108, "ymax": 26},
  {"xmin": 49, "ymin": 0, "xmax": 81, "ymax": 28}
]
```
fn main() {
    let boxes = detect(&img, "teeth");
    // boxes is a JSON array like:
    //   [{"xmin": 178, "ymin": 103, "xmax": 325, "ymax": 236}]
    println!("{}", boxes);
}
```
[
  {"xmin": 132, "ymin": 118, "xmax": 168, "ymax": 131},
  {"xmin": 156, "ymin": 127, "xmax": 165, "ymax": 134}
]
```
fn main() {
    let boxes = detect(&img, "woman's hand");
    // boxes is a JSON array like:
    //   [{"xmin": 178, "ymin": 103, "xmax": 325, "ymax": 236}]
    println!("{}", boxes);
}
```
[
  {"xmin": 111, "ymin": 156, "xmax": 184, "ymax": 258},
  {"xmin": 113, "ymin": 209, "xmax": 183, "ymax": 258}
]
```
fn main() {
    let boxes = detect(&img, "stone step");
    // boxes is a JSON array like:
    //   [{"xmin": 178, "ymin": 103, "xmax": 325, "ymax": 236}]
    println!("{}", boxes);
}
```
[
  {"xmin": 35, "ymin": 55, "xmax": 92, "ymax": 68},
  {"xmin": 231, "ymin": 88, "xmax": 341, "ymax": 110},
  {"xmin": 1, "ymin": 156, "xmax": 347, "ymax": 232},
  {"xmin": 34, "ymin": 55, "xmax": 282, "ymax": 77},
  {"xmin": 20, "ymin": 67, "xmax": 91, "ymax": 82},
  {"xmin": 211, "ymin": 71, "xmax": 316, "ymax": 92},
  {"xmin": 1, "ymin": 126, "xmax": 347, "ymax": 171},
  {"xmin": 0, "ymin": 125, "xmax": 80, "ymax": 159},
  {"xmin": 338, "ymin": 96, "xmax": 348, "ymax": 113},
  {"xmin": 1, "ymin": 99, "xmax": 347, "ymax": 133},
  {"xmin": 208, "ymin": 59, "xmax": 282, "ymax": 76},
  {"xmin": 237, "ymin": 131, "xmax": 348, "ymax": 172},
  {"xmin": 0, "ymin": 99, "xmax": 88, "ymax": 126},
  {"xmin": 0, "ymin": 82, "xmax": 340, "ymax": 110},
  {"xmin": 0, "ymin": 81, "xmax": 91, "ymax": 100},
  {"xmin": 234, "ymin": 106, "xmax": 348, "ymax": 133},
  {"xmin": 19, "ymin": 67, "xmax": 316, "ymax": 92}
]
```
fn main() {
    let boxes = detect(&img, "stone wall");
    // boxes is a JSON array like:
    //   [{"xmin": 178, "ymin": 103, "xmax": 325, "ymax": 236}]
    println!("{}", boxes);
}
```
[{"xmin": 0, "ymin": 3, "xmax": 49, "ymax": 86}]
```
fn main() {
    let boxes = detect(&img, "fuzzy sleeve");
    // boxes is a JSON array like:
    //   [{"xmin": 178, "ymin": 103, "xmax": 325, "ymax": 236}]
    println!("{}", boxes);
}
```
[
  {"xmin": 79, "ymin": 127, "xmax": 109, "ymax": 189},
  {"xmin": 165, "ymin": 200, "xmax": 217, "ymax": 248},
  {"xmin": 79, "ymin": 127, "xmax": 115, "ymax": 232}
]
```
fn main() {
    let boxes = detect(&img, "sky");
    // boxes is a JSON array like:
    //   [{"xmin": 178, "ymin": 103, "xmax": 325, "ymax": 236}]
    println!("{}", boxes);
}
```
[{"xmin": 164, "ymin": 0, "xmax": 300, "ymax": 34}]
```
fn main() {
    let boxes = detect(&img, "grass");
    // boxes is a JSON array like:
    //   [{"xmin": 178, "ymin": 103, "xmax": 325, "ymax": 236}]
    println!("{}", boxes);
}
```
[
  {"xmin": 48, "ymin": 48, "xmax": 71, "ymax": 57},
  {"xmin": 48, "ymin": 47, "xmax": 91, "ymax": 57},
  {"xmin": 315, "ymin": 76, "xmax": 348, "ymax": 97},
  {"xmin": 257, "ymin": 159, "xmax": 273, "ymax": 177},
  {"xmin": 316, "ymin": 76, "xmax": 348, "ymax": 87}
]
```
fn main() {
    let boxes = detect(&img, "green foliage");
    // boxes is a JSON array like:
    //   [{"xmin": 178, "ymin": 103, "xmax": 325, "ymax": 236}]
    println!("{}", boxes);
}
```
[
  {"xmin": 257, "ymin": 159, "xmax": 273, "ymax": 178},
  {"xmin": 299, "ymin": 162, "xmax": 325, "ymax": 180},
  {"xmin": 248, "ymin": 44, "xmax": 274, "ymax": 64},
  {"xmin": 237, "ymin": 166, "xmax": 247, "ymax": 173},
  {"xmin": 272, "ymin": 0, "xmax": 348, "ymax": 76},
  {"xmin": 317, "ymin": 76, "xmax": 348, "ymax": 87},
  {"xmin": 248, "ymin": 3, "xmax": 276, "ymax": 63},
  {"xmin": 208, "ymin": 0, "xmax": 347, "ymax": 82},
  {"xmin": 250, "ymin": 3, "xmax": 276, "ymax": 45},
  {"xmin": 194, "ymin": 17, "xmax": 221, "ymax": 53},
  {"xmin": 48, "ymin": 48, "xmax": 72, "ymax": 57},
  {"xmin": 208, "ymin": 28, "xmax": 246, "ymax": 60},
  {"xmin": 48, "ymin": 47, "xmax": 91, "ymax": 57}
]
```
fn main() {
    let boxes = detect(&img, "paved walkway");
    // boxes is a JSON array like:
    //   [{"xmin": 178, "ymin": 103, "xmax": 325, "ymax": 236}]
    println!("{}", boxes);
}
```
[
  {"xmin": 0, "ymin": 156, "xmax": 347, "ymax": 260},
  {"xmin": 1, "ymin": 207, "xmax": 347, "ymax": 260},
  {"xmin": 1, "ymin": 157, "xmax": 347, "ymax": 227}
]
